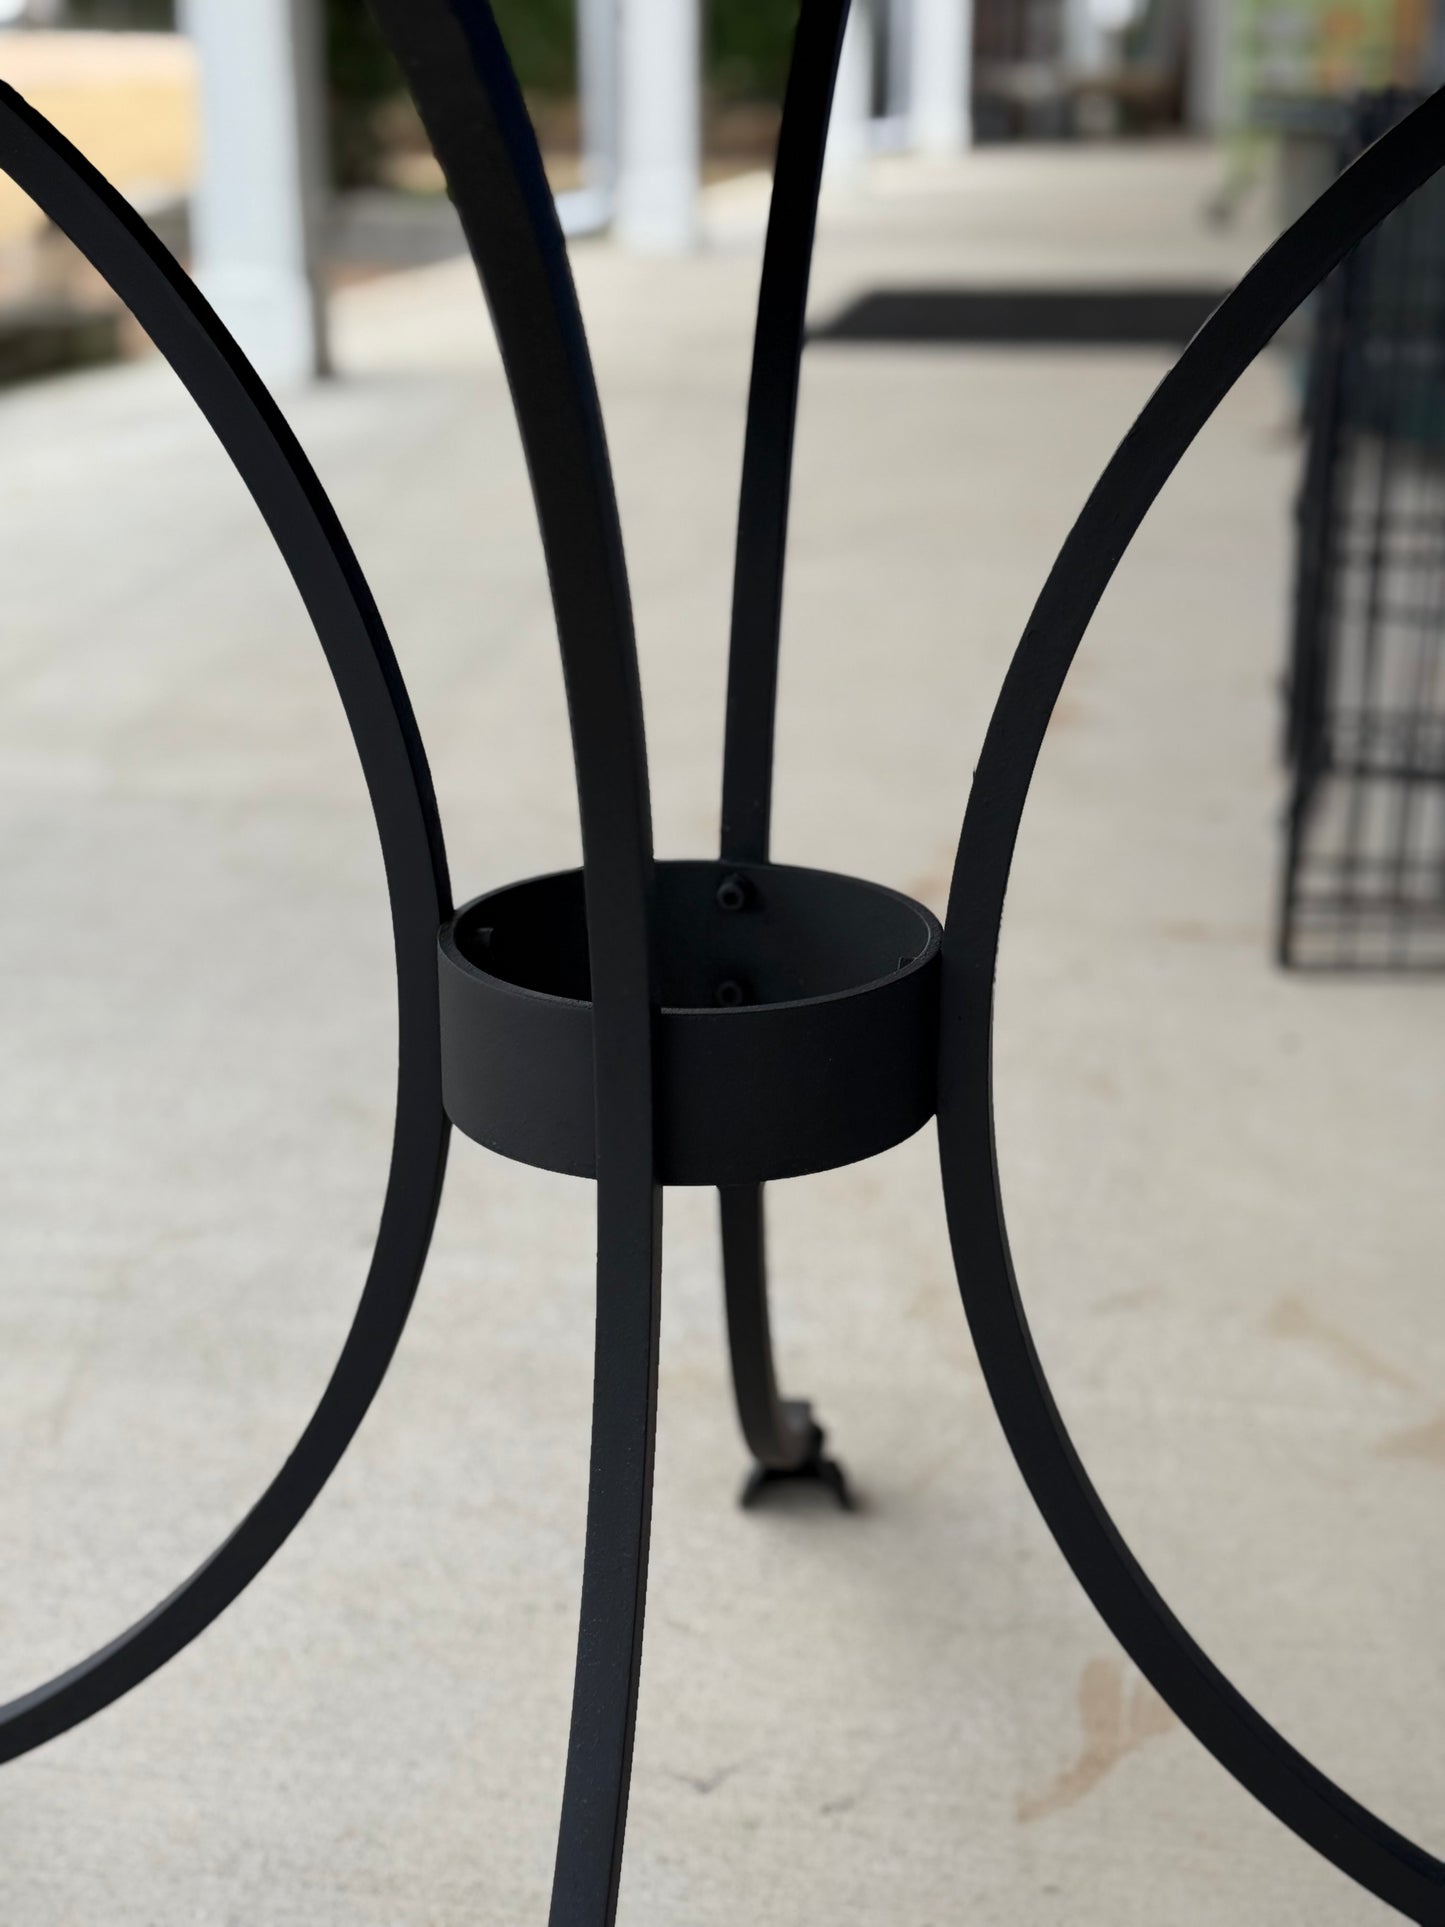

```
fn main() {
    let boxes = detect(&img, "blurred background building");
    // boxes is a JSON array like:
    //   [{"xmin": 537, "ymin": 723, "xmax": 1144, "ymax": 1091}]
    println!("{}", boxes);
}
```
[{"xmin": 2, "ymin": 0, "xmax": 1443, "ymax": 386}]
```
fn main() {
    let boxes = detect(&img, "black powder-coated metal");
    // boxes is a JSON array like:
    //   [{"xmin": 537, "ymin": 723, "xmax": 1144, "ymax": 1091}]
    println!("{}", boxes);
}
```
[
  {"xmin": 721, "ymin": 0, "xmax": 848, "ymax": 867},
  {"xmin": 718, "ymin": 0, "xmax": 852, "ymax": 1491},
  {"xmin": 3, "ymin": 0, "xmax": 1445, "ymax": 1919},
  {"xmin": 363, "ymin": 7, "xmax": 660, "ymax": 1921},
  {"xmin": 718, "ymin": 1182, "xmax": 848, "ymax": 1506},
  {"xmin": 939, "ymin": 85, "xmax": 1445, "ymax": 1925},
  {"xmin": 439, "ymin": 860, "xmax": 941, "ymax": 1185},
  {"xmin": 0, "ymin": 78, "xmax": 452, "ymax": 1766}
]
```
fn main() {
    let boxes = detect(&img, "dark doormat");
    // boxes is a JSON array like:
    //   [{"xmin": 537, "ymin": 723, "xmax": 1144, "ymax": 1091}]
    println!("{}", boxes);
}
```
[{"xmin": 811, "ymin": 285, "xmax": 1229, "ymax": 348}]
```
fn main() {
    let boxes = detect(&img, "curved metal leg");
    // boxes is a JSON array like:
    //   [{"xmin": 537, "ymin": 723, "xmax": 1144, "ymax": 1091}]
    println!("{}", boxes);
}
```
[
  {"xmin": 720, "ymin": 0, "xmax": 850, "ymax": 864},
  {"xmin": 938, "ymin": 92, "xmax": 1445, "ymax": 1924},
  {"xmin": 368, "ymin": 9, "xmax": 663, "ymax": 1922},
  {"xmin": 0, "ymin": 82, "xmax": 451, "ymax": 1766},
  {"xmin": 719, "ymin": 0, "xmax": 853, "ymax": 1500},
  {"xmin": 721, "ymin": 1185, "xmax": 850, "ymax": 1508}
]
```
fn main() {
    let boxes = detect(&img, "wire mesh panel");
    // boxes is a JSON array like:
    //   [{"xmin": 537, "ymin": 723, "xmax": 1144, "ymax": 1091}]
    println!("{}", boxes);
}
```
[{"xmin": 1281, "ymin": 91, "xmax": 1445, "ymax": 970}]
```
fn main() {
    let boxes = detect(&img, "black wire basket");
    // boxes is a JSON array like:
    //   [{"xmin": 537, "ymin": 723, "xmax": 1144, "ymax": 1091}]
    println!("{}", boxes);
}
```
[{"xmin": 1282, "ymin": 90, "xmax": 1445, "ymax": 971}]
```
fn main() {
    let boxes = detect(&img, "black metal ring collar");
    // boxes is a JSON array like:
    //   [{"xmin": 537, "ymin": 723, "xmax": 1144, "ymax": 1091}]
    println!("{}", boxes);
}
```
[{"xmin": 3, "ymin": 6, "xmax": 1445, "ymax": 1921}]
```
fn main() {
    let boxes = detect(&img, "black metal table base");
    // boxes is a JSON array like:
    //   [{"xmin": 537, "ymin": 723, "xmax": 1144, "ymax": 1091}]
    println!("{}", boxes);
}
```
[
  {"xmin": 721, "ymin": 1185, "xmax": 852, "ymax": 1509},
  {"xmin": 2, "ymin": 6, "xmax": 1444, "ymax": 1922},
  {"xmin": 739, "ymin": 1410, "xmax": 853, "ymax": 1512}
]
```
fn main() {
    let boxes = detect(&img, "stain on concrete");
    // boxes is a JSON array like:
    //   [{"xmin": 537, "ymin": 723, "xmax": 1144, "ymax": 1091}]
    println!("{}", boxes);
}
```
[
  {"xmin": 668, "ymin": 1761, "xmax": 742, "ymax": 1797},
  {"xmin": 905, "ymin": 851, "xmax": 954, "ymax": 917},
  {"xmin": 1381, "ymin": 1413, "xmax": 1445, "ymax": 1464},
  {"xmin": 1154, "ymin": 916, "xmax": 1268, "ymax": 947},
  {"xmin": 1046, "ymin": 693, "xmax": 1086, "ymax": 735},
  {"xmin": 1079, "ymin": 1067, "xmax": 1121, "ymax": 1099},
  {"xmin": 1096, "ymin": 1286, "xmax": 1161, "ymax": 1313},
  {"xmin": 1265, "ymin": 1294, "xmax": 1419, "ymax": 1396},
  {"xmin": 1017, "ymin": 1656, "xmax": 1175, "ymax": 1823},
  {"xmin": 820, "ymin": 1789, "xmax": 861, "ymax": 1817}
]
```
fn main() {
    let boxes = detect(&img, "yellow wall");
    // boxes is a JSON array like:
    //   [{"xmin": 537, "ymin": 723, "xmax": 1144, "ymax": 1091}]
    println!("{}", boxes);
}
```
[{"xmin": 0, "ymin": 31, "xmax": 197, "ymax": 247}]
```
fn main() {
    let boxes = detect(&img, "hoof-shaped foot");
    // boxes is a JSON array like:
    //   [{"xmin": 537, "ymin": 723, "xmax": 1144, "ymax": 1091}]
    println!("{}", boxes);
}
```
[{"xmin": 739, "ymin": 1409, "xmax": 853, "ymax": 1510}]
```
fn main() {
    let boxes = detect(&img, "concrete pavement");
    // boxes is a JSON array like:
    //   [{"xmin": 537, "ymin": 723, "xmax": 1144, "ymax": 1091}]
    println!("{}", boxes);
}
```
[{"xmin": 0, "ymin": 141, "xmax": 1440, "ymax": 1923}]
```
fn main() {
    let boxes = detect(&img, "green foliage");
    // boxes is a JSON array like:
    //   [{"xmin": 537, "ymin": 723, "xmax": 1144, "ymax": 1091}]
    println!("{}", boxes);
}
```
[
  {"xmin": 60, "ymin": 0, "xmax": 805, "ymax": 108},
  {"xmin": 325, "ymin": 0, "xmax": 802, "ymax": 109},
  {"xmin": 146, "ymin": 0, "xmax": 802, "ymax": 191},
  {"xmin": 327, "ymin": 0, "xmax": 578, "ymax": 103},
  {"xmin": 325, "ymin": 0, "xmax": 403, "ymax": 187},
  {"xmin": 323, "ymin": 0, "xmax": 577, "ymax": 184},
  {"xmin": 326, "ymin": 0, "xmax": 398, "ymax": 107},
  {"xmin": 708, "ymin": 0, "xmax": 799, "ymax": 104},
  {"xmin": 491, "ymin": 0, "xmax": 577, "ymax": 96}
]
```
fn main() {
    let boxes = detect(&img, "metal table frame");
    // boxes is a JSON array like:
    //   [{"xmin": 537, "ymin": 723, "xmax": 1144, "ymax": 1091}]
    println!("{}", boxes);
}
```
[{"xmin": 0, "ymin": 5, "xmax": 1441, "ymax": 1919}]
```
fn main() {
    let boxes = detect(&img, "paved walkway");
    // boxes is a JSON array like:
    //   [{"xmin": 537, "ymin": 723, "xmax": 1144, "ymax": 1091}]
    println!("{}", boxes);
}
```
[{"xmin": 0, "ymin": 141, "xmax": 1440, "ymax": 1923}]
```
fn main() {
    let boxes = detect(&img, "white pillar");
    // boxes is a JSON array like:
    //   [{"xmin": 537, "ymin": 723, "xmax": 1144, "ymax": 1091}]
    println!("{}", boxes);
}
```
[
  {"xmin": 885, "ymin": 0, "xmax": 913, "ymax": 122},
  {"xmin": 179, "ymin": 0, "xmax": 327, "ymax": 388},
  {"xmin": 825, "ymin": 0, "xmax": 875, "ymax": 183},
  {"xmin": 908, "ymin": 0, "xmax": 972, "ymax": 155},
  {"xmin": 1063, "ymin": 0, "xmax": 1109, "ymax": 74},
  {"xmin": 557, "ymin": 0, "xmax": 619, "ymax": 234},
  {"xmin": 578, "ymin": 0, "xmax": 619, "ymax": 200},
  {"xmin": 1185, "ymin": 0, "xmax": 1231, "ymax": 133},
  {"xmin": 616, "ymin": 0, "xmax": 700, "ymax": 253}
]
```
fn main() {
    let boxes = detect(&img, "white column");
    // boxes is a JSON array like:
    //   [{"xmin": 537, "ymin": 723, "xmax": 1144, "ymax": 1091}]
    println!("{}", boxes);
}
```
[
  {"xmin": 1185, "ymin": 0, "xmax": 1231, "ymax": 133},
  {"xmin": 908, "ymin": 0, "xmax": 972, "ymax": 155},
  {"xmin": 578, "ymin": 0, "xmax": 619, "ymax": 200},
  {"xmin": 616, "ymin": 0, "xmax": 700, "ymax": 253},
  {"xmin": 1063, "ymin": 0, "xmax": 1109, "ymax": 74},
  {"xmin": 825, "ymin": 0, "xmax": 875, "ymax": 183},
  {"xmin": 885, "ymin": 0, "xmax": 914, "ymax": 122},
  {"xmin": 558, "ymin": 0, "xmax": 619, "ymax": 235},
  {"xmin": 179, "ymin": 0, "xmax": 327, "ymax": 388}
]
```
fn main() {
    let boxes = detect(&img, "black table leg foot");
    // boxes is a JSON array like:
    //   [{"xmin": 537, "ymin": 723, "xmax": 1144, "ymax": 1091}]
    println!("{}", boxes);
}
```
[
  {"xmin": 739, "ymin": 1407, "xmax": 852, "ymax": 1510},
  {"xmin": 720, "ymin": 1186, "xmax": 852, "ymax": 1510}
]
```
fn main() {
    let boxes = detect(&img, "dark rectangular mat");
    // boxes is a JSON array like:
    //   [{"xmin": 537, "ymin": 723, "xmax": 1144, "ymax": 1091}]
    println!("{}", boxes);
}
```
[{"xmin": 811, "ymin": 285, "xmax": 1229, "ymax": 348}]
